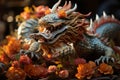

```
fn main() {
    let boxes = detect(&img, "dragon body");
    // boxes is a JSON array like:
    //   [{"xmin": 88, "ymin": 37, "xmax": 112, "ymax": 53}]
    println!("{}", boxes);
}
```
[
  {"xmin": 17, "ymin": 19, "xmax": 38, "ymax": 44},
  {"xmin": 76, "ymin": 13, "xmax": 120, "ymax": 61},
  {"xmin": 17, "ymin": 0, "xmax": 120, "ymax": 62},
  {"xmin": 93, "ymin": 13, "xmax": 120, "ymax": 47}
]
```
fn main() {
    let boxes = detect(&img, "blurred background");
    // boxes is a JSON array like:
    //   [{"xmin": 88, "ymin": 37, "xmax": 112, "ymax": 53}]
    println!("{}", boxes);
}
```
[{"xmin": 0, "ymin": 0, "xmax": 120, "ymax": 41}]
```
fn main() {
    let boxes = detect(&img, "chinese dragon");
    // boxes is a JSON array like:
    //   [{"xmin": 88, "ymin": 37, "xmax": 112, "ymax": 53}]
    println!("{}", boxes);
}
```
[
  {"xmin": 17, "ymin": 0, "xmax": 120, "ymax": 63},
  {"xmin": 0, "ymin": 0, "xmax": 120, "ymax": 80}
]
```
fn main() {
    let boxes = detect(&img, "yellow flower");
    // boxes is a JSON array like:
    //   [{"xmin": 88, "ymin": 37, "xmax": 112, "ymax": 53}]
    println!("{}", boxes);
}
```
[
  {"xmin": 24, "ymin": 6, "xmax": 32, "ymax": 13},
  {"xmin": 57, "ymin": 64, "xmax": 63, "ymax": 69}
]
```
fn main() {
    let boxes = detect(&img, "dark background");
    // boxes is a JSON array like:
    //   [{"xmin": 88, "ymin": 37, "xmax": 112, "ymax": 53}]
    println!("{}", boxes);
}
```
[{"xmin": 0, "ymin": 0, "xmax": 120, "ymax": 39}]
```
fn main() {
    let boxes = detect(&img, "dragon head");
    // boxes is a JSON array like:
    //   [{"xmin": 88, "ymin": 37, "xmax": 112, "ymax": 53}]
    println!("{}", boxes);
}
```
[
  {"xmin": 38, "ymin": 0, "xmax": 77, "ymax": 32},
  {"xmin": 31, "ymin": 0, "xmax": 89, "ymax": 44}
]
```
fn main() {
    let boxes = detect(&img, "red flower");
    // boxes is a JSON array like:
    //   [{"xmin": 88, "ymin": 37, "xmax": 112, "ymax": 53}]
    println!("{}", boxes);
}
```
[
  {"xmin": 24, "ymin": 64, "xmax": 48, "ymax": 78},
  {"xmin": 48, "ymin": 65, "xmax": 57, "ymax": 73},
  {"xmin": 74, "ymin": 58, "xmax": 86, "ymax": 65},
  {"xmin": 35, "ymin": 6, "xmax": 50, "ymax": 18},
  {"xmin": 19, "ymin": 55, "xmax": 32, "ymax": 65},
  {"xmin": 12, "ymin": 61, "xmax": 20, "ymax": 68},
  {"xmin": 59, "ymin": 70, "xmax": 69, "ymax": 78},
  {"xmin": 0, "ymin": 54, "xmax": 10, "ymax": 64},
  {"xmin": 35, "ymin": 6, "xmax": 49, "ymax": 13}
]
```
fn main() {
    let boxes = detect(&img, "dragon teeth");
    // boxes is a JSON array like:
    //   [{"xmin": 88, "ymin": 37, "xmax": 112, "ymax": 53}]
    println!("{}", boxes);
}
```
[{"xmin": 103, "ymin": 11, "xmax": 107, "ymax": 17}]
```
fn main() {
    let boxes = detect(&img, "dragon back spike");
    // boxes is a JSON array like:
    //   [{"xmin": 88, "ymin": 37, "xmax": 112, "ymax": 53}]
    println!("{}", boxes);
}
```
[{"xmin": 103, "ymin": 11, "xmax": 107, "ymax": 17}]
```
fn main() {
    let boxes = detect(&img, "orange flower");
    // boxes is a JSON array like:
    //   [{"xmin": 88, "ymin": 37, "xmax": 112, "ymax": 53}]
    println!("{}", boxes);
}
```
[
  {"xmin": 35, "ymin": 6, "xmax": 49, "ymax": 13},
  {"xmin": 0, "ymin": 53, "xmax": 10, "ymax": 64},
  {"xmin": 24, "ymin": 64, "xmax": 48, "ymax": 79},
  {"xmin": 20, "ymin": 12, "xmax": 30, "ymax": 20},
  {"xmin": 6, "ymin": 67, "xmax": 26, "ymax": 80},
  {"xmin": 3, "ymin": 36, "xmax": 21, "ymax": 59},
  {"xmin": 57, "ymin": 10, "xmax": 67, "ymax": 18},
  {"xmin": 75, "ymin": 61, "xmax": 96, "ymax": 80},
  {"xmin": 88, "ymin": 61, "xmax": 96, "ymax": 69},
  {"xmin": 34, "ymin": 6, "xmax": 50, "ymax": 18},
  {"xmin": 98, "ymin": 63, "xmax": 113, "ymax": 75},
  {"xmin": 45, "ymin": 9, "xmax": 51, "ymax": 14},
  {"xmin": 74, "ymin": 58, "xmax": 86, "ymax": 65}
]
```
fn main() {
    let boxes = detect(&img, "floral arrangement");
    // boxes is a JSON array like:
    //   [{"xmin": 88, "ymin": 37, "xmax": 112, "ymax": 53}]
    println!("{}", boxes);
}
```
[
  {"xmin": 0, "ymin": 36, "xmax": 120, "ymax": 80},
  {"xmin": 0, "ymin": 37, "xmax": 120, "ymax": 80},
  {"xmin": 0, "ymin": 0, "xmax": 120, "ymax": 80},
  {"xmin": 16, "ymin": 5, "xmax": 50, "ymax": 23}
]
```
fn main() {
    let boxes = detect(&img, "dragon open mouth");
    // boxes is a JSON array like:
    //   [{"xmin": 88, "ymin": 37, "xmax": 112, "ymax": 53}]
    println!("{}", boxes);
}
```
[{"xmin": 31, "ymin": 25, "xmax": 70, "ymax": 44}]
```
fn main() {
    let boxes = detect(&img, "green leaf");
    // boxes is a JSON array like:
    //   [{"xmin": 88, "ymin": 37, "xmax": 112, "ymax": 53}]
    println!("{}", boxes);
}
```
[{"xmin": 15, "ymin": 54, "xmax": 20, "ymax": 60}]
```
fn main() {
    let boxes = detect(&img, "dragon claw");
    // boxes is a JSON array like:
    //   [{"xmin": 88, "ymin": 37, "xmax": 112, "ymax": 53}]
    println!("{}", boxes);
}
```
[
  {"xmin": 95, "ymin": 56, "xmax": 115, "ymax": 65},
  {"xmin": 111, "ymin": 57, "xmax": 115, "ymax": 62}
]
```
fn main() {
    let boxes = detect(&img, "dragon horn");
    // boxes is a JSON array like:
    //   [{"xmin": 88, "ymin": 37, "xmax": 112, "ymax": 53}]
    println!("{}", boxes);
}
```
[
  {"xmin": 64, "ymin": 1, "xmax": 72, "ymax": 10},
  {"xmin": 51, "ymin": 0, "xmax": 61, "ymax": 12},
  {"xmin": 63, "ymin": 1, "xmax": 67, "ymax": 8},
  {"xmin": 60, "ymin": 1, "xmax": 71, "ymax": 11},
  {"xmin": 66, "ymin": 4, "xmax": 77, "ymax": 15}
]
